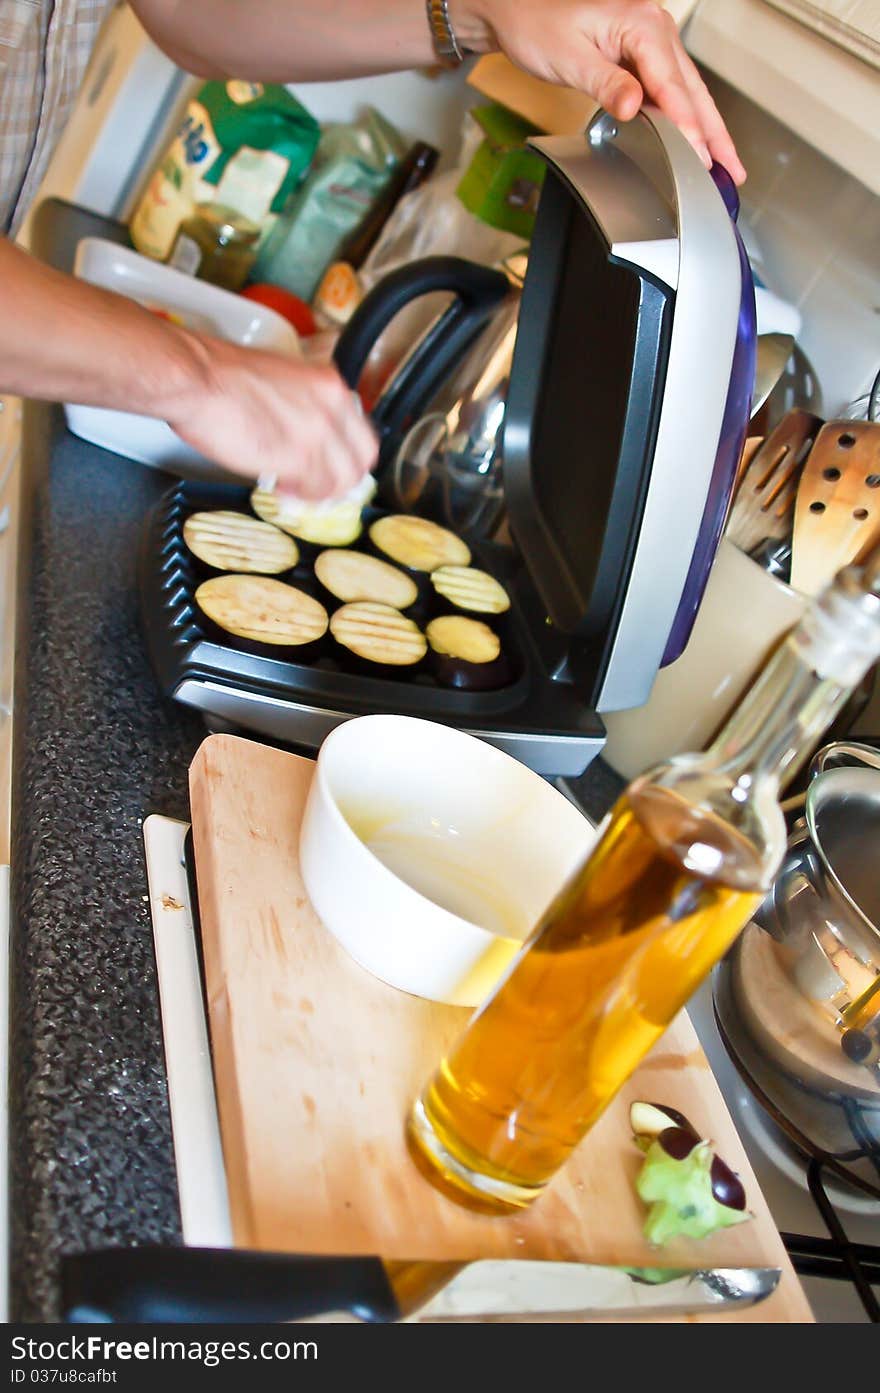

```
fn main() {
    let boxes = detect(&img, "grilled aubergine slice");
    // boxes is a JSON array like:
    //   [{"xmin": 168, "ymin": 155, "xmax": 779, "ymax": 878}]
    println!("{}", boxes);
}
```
[
  {"xmin": 368, "ymin": 514, "xmax": 471, "ymax": 573},
  {"xmin": 250, "ymin": 475, "xmax": 375, "ymax": 548},
  {"xmin": 426, "ymin": 615, "xmax": 511, "ymax": 691},
  {"xmin": 330, "ymin": 602, "xmax": 427, "ymax": 670},
  {"xmin": 430, "ymin": 564, "xmax": 510, "ymax": 616},
  {"xmin": 195, "ymin": 574, "xmax": 328, "ymax": 653},
  {"xmin": 314, "ymin": 549, "xmax": 418, "ymax": 610},
  {"xmin": 183, "ymin": 510, "xmax": 298, "ymax": 574}
]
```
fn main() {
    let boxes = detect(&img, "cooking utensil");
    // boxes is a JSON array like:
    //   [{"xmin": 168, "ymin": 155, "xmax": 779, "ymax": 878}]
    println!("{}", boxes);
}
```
[
  {"xmin": 758, "ymin": 741, "xmax": 880, "ymax": 1002},
  {"xmin": 748, "ymin": 535, "xmax": 793, "ymax": 582},
  {"xmin": 752, "ymin": 332, "xmax": 795, "ymax": 417},
  {"xmin": 726, "ymin": 410, "xmax": 823, "ymax": 554},
  {"xmin": 790, "ymin": 420, "xmax": 880, "ymax": 596},
  {"xmin": 60, "ymin": 1247, "xmax": 782, "ymax": 1323},
  {"xmin": 715, "ymin": 741, "xmax": 880, "ymax": 1198}
]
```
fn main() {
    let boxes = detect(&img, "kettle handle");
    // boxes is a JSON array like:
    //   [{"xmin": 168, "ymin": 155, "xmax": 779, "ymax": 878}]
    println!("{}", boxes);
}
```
[
  {"xmin": 809, "ymin": 741, "xmax": 880, "ymax": 780},
  {"xmin": 333, "ymin": 255, "xmax": 511, "ymax": 460}
]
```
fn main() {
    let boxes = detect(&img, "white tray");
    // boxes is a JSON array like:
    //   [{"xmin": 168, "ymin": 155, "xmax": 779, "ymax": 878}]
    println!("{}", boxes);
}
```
[{"xmin": 66, "ymin": 238, "xmax": 301, "ymax": 479}]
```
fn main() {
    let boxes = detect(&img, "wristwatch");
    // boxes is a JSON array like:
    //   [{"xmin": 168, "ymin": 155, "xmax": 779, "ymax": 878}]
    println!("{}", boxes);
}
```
[{"xmin": 425, "ymin": 0, "xmax": 467, "ymax": 66}]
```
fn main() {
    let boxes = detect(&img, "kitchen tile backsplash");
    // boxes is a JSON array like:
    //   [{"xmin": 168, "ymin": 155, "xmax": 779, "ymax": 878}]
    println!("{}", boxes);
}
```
[{"xmin": 704, "ymin": 69, "xmax": 880, "ymax": 417}]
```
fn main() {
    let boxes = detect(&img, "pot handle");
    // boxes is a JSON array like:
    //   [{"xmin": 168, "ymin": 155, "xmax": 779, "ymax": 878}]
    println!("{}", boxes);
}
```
[{"xmin": 809, "ymin": 741, "xmax": 880, "ymax": 779}]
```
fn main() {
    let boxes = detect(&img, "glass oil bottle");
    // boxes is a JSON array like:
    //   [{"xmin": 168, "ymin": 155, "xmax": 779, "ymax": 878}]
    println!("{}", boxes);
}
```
[{"xmin": 407, "ymin": 557, "xmax": 880, "ymax": 1213}]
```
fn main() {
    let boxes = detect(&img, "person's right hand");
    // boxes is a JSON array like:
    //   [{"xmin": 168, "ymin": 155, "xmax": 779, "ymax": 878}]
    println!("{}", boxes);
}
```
[
  {"xmin": 461, "ymin": 0, "xmax": 746, "ymax": 184},
  {"xmin": 166, "ymin": 332, "xmax": 378, "ymax": 503}
]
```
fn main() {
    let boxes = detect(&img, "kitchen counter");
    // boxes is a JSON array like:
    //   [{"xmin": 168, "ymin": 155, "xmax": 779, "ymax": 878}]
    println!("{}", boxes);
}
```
[
  {"xmin": 8, "ymin": 198, "xmax": 623, "ymax": 1320},
  {"xmin": 9, "ymin": 201, "xmax": 206, "ymax": 1321}
]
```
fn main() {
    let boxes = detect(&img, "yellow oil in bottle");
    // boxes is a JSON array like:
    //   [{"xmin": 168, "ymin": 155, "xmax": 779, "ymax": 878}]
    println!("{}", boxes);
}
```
[{"xmin": 407, "ymin": 781, "xmax": 766, "ymax": 1212}]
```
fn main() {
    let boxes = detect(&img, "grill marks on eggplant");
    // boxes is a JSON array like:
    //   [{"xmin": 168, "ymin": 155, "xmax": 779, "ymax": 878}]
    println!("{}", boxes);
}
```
[
  {"xmin": 184, "ymin": 511, "xmax": 299, "ymax": 574},
  {"xmin": 195, "ymin": 575, "xmax": 329, "ymax": 646},
  {"xmin": 181, "ymin": 504, "xmax": 515, "ymax": 688},
  {"xmin": 369, "ymin": 514, "xmax": 471, "ymax": 573},
  {"xmin": 430, "ymin": 565, "xmax": 511, "ymax": 615},
  {"xmin": 314, "ymin": 549, "xmax": 418, "ymax": 609},
  {"xmin": 330, "ymin": 602, "xmax": 427, "ymax": 667}
]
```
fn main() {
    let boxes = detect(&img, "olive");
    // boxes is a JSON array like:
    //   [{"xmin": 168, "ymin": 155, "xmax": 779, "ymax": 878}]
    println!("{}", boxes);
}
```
[
  {"xmin": 841, "ymin": 1028, "xmax": 880, "ymax": 1067},
  {"xmin": 658, "ymin": 1126, "xmax": 699, "ymax": 1161},
  {"xmin": 710, "ymin": 1154, "xmax": 747, "ymax": 1211}
]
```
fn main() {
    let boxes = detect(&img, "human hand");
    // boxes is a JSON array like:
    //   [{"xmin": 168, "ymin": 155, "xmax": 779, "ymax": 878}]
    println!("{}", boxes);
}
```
[
  {"xmin": 166, "ymin": 334, "xmax": 378, "ymax": 503},
  {"xmin": 459, "ymin": 0, "xmax": 746, "ymax": 183}
]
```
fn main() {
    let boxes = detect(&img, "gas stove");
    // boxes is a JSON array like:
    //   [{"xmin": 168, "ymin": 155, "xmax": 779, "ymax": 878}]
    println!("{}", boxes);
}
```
[{"xmin": 688, "ymin": 981, "xmax": 880, "ymax": 1322}]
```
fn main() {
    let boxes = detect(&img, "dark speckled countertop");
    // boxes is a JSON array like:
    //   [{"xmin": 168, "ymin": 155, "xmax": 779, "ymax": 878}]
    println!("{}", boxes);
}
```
[{"xmin": 8, "ymin": 199, "xmax": 622, "ymax": 1323}]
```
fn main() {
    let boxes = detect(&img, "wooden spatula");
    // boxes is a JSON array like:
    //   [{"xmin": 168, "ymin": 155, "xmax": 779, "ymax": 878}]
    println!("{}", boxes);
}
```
[
  {"xmin": 790, "ymin": 420, "xmax": 880, "ymax": 596},
  {"xmin": 726, "ymin": 410, "xmax": 823, "ymax": 555}
]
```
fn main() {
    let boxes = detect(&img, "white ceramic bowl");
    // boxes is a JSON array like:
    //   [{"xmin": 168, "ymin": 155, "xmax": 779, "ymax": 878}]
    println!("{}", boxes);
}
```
[
  {"xmin": 299, "ymin": 715, "xmax": 596, "ymax": 1006},
  {"xmin": 66, "ymin": 237, "xmax": 301, "ymax": 479}
]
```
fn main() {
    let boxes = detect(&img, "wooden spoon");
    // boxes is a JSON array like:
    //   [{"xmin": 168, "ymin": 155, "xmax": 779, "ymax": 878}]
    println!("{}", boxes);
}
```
[{"xmin": 790, "ymin": 420, "xmax": 880, "ymax": 596}]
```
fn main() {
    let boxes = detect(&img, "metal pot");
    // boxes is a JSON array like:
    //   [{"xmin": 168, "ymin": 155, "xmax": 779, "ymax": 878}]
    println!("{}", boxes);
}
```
[
  {"xmin": 757, "ymin": 742, "xmax": 880, "ymax": 1013},
  {"xmin": 713, "ymin": 741, "xmax": 880, "ymax": 1198}
]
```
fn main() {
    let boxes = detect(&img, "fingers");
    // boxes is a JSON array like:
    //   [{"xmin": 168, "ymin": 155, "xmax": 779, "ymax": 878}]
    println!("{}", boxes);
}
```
[
  {"xmin": 621, "ymin": 16, "xmax": 712, "ymax": 168},
  {"xmin": 572, "ymin": 46, "xmax": 644, "ymax": 121},
  {"xmin": 672, "ymin": 45, "xmax": 747, "ymax": 184},
  {"xmin": 274, "ymin": 368, "xmax": 377, "ymax": 504}
]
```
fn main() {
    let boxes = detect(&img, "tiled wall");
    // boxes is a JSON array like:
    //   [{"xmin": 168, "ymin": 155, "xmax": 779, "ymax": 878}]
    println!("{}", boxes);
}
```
[{"xmin": 704, "ymin": 69, "xmax": 880, "ymax": 417}]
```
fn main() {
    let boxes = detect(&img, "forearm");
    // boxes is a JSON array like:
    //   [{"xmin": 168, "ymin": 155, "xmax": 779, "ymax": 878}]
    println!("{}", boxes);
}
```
[
  {"xmin": 130, "ymin": 0, "xmax": 493, "ymax": 82},
  {"xmin": 0, "ymin": 237, "xmax": 207, "ymax": 417}
]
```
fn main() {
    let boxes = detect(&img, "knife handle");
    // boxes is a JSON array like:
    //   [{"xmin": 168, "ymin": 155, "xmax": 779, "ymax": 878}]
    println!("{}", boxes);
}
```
[{"xmin": 61, "ymin": 1247, "xmax": 400, "ymax": 1324}]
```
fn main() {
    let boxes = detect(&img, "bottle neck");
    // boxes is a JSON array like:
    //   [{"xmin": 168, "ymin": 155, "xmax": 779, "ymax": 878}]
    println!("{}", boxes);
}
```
[
  {"xmin": 702, "ymin": 569, "xmax": 880, "ymax": 792},
  {"xmin": 701, "ymin": 638, "xmax": 849, "ymax": 791}
]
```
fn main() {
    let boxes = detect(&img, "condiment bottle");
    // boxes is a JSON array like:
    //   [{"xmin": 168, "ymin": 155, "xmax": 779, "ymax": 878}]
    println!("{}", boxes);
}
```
[
  {"xmin": 407, "ymin": 554, "xmax": 880, "ymax": 1213},
  {"xmin": 168, "ymin": 203, "xmax": 261, "ymax": 291},
  {"xmin": 338, "ymin": 140, "xmax": 439, "ymax": 271}
]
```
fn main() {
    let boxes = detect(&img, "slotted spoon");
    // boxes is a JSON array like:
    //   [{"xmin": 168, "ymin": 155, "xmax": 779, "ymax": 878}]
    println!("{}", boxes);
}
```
[
  {"xmin": 790, "ymin": 420, "xmax": 880, "ymax": 596},
  {"xmin": 726, "ymin": 409, "xmax": 823, "ymax": 554}
]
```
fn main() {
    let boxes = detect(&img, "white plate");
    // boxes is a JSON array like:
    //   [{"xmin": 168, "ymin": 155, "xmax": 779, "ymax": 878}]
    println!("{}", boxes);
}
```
[{"xmin": 65, "ymin": 237, "xmax": 301, "ymax": 479}]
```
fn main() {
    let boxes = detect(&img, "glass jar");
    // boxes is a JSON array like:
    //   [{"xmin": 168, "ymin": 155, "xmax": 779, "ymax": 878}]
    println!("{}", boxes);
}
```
[{"xmin": 168, "ymin": 203, "xmax": 261, "ymax": 292}]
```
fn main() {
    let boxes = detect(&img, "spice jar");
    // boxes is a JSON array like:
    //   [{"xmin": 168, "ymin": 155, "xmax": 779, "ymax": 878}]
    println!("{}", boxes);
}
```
[{"xmin": 168, "ymin": 203, "xmax": 261, "ymax": 291}]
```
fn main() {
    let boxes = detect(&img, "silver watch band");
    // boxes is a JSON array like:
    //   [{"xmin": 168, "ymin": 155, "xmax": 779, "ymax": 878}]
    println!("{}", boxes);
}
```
[{"xmin": 426, "ymin": 0, "xmax": 466, "ymax": 66}]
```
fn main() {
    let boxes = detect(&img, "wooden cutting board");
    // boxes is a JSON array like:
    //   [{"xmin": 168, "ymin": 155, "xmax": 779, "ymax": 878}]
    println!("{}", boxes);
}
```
[{"xmin": 188, "ymin": 734, "xmax": 812, "ymax": 1322}]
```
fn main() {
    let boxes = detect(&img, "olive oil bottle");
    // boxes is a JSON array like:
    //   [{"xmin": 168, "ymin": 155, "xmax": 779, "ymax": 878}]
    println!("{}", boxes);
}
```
[{"xmin": 408, "ymin": 557, "xmax": 880, "ymax": 1213}]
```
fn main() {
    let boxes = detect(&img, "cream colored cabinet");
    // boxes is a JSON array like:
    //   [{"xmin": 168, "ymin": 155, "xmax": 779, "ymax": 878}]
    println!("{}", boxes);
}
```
[
  {"xmin": 765, "ymin": 1, "xmax": 880, "ymax": 66},
  {"xmin": 686, "ymin": 0, "xmax": 880, "ymax": 194}
]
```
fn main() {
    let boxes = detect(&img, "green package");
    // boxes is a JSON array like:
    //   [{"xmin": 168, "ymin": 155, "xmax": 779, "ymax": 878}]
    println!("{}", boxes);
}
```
[
  {"xmin": 456, "ymin": 103, "xmax": 546, "ymax": 240},
  {"xmin": 254, "ymin": 107, "xmax": 406, "ymax": 300},
  {"xmin": 130, "ymin": 79, "xmax": 320, "ymax": 260}
]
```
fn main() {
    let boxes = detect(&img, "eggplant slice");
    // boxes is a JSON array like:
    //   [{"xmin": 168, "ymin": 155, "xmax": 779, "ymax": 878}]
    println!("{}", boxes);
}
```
[
  {"xmin": 251, "ymin": 475, "xmax": 375, "ymax": 547},
  {"xmin": 184, "ymin": 510, "xmax": 298, "ymax": 574},
  {"xmin": 330, "ymin": 602, "xmax": 427, "ymax": 667},
  {"xmin": 368, "ymin": 514, "xmax": 471, "ymax": 573},
  {"xmin": 430, "ymin": 564, "xmax": 511, "ymax": 615},
  {"xmin": 314, "ymin": 549, "xmax": 418, "ymax": 609},
  {"xmin": 195, "ymin": 574, "xmax": 328, "ymax": 646},
  {"xmin": 426, "ymin": 615, "xmax": 510, "ymax": 691}
]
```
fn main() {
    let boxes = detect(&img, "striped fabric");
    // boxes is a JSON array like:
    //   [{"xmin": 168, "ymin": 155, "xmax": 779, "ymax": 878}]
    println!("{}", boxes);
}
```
[{"xmin": 0, "ymin": 0, "xmax": 115, "ymax": 236}]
